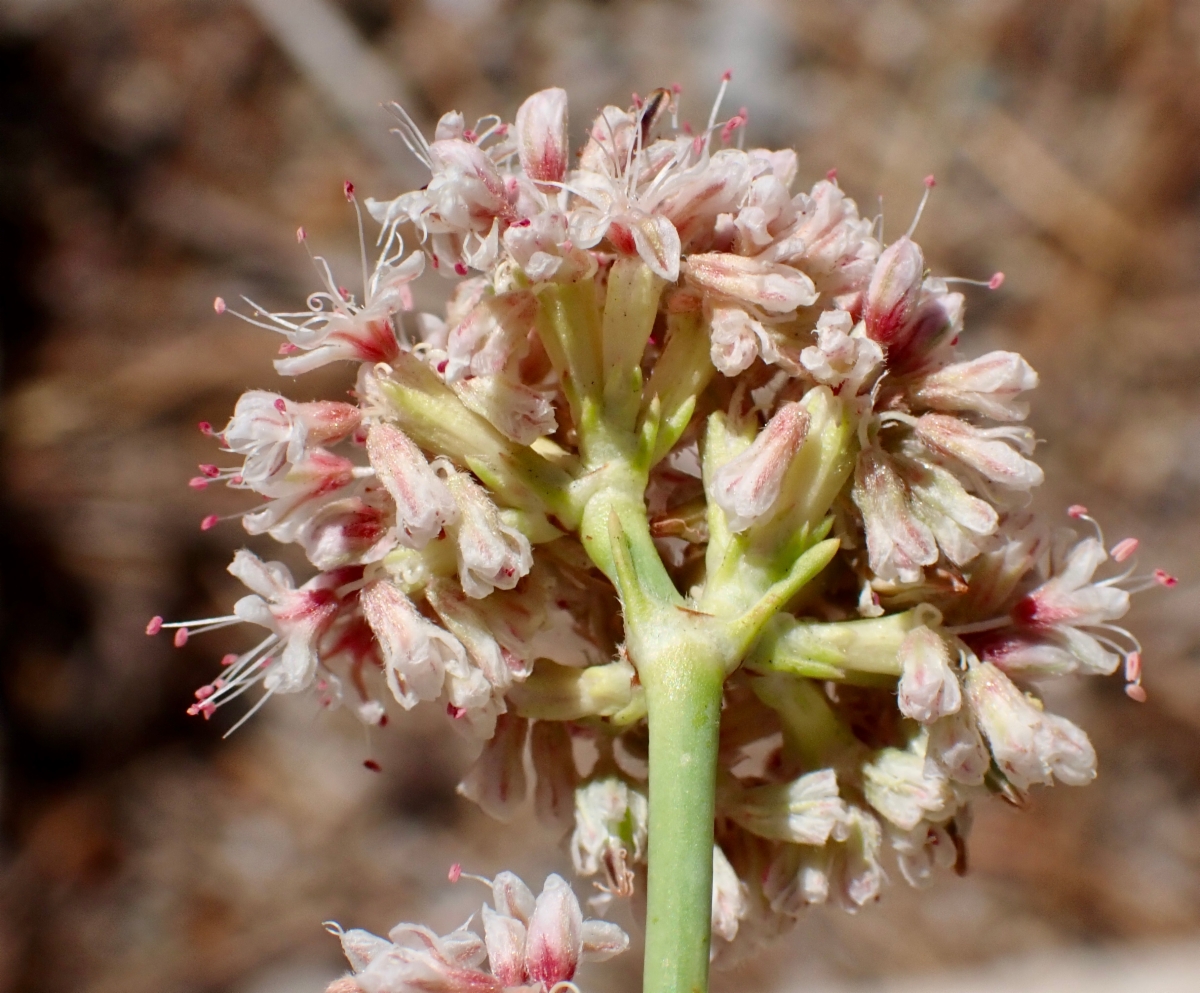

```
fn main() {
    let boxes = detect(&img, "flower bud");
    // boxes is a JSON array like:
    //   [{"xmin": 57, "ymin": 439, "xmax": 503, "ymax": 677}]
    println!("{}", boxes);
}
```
[
  {"xmin": 851, "ymin": 447, "xmax": 938, "ymax": 583},
  {"xmin": 964, "ymin": 661, "xmax": 1097, "ymax": 789},
  {"xmin": 711, "ymin": 401, "xmax": 810, "ymax": 532},
  {"xmin": 686, "ymin": 252, "xmax": 818, "ymax": 313},
  {"xmin": 360, "ymin": 579, "xmax": 466, "ymax": 708},
  {"xmin": 725, "ymin": 768, "xmax": 846, "ymax": 844},
  {"xmin": 897, "ymin": 625, "xmax": 962, "ymax": 723},
  {"xmin": 366, "ymin": 423, "xmax": 458, "ymax": 549},
  {"xmin": 911, "ymin": 351, "xmax": 1039, "ymax": 421},
  {"xmin": 831, "ymin": 806, "xmax": 884, "ymax": 911},
  {"xmin": 708, "ymin": 304, "xmax": 763, "ymax": 376},
  {"xmin": 453, "ymin": 374, "xmax": 557, "ymax": 444},
  {"xmin": 915, "ymin": 414, "xmax": 1044, "ymax": 491},
  {"xmin": 524, "ymin": 873, "xmax": 583, "ymax": 986},
  {"xmin": 439, "ymin": 464, "xmax": 533, "ymax": 598},
  {"xmin": 516, "ymin": 87, "xmax": 569, "ymax": 186},
  {"xmin": 864, "ymin": 236, "xmax": 924, "ymax": 347}
]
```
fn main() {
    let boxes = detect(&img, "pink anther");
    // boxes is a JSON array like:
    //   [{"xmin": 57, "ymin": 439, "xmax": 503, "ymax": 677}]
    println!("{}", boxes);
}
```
[
  {"xmin": 447, "ymin": 703, "xmax": 466, "ymax": 719},
  {"xmin": 988, "ymin": 272, "xmax": 1005, "ymax": 289},
  {"xmin": 924, "ymin": 174, "xmax": 936, "ymax": 188},
  {"xmin": 296, "ymin": 226, "xmax": 307, "ymax": 243},
  {"xmin": 173, "ymin": 627, "xmax": 189, "ymax": 647},
  {"xmin": 1111, "ymin": 538, "xmax": 1139, "ymax": 562},
  {"xmin": 344, "ymin": 180, "xmax": 355, "ymax": 201},
  {"xmin": 454, "ymin": 262, "xmax": 468, "ymax": 276},
  {"xmin": 826, "ymin": 168, "xmax": 838, "ymax": 182},
  {"xmin": 363, "ymin": 759, "xmax": 382, "ymax": 772},
  {"xmin": 200, "ymin": 514, "xmax": 220, "ymax": 531},
  {"xmin": 448, "ymin": 863, "xmax": 462, "ymax": 883},
  {"xmin": 199, "ymin": 464, "xmax": 220, "ymax": 477},
  {"xmin": 1068, "ymin": 504, "xmax": 1089, "ymax": 519},
  {"xmin": 273, "ymin": 398, "xmax": 287, "ymax": 413},
  {"xmin": 146, "ymin": 616, "xmax": 164, "ymax": 636},
  {"xmin": 213, "ymin": 296, "xmax": 226, "ymax": 314},
  {"xmin": 721, "ymin": 69, "xmax": 732, "ymax": 82},
  {"xmin": 1154, "ymin": 569, "xmax": 1178, "ymax": 587},
  {"xmin": 221, "ymin": 653, "xmax": 238, "ymax": 666},
  {"xmin": 189, "ymin": 477, "xmax": 209, "ymax": 490}
]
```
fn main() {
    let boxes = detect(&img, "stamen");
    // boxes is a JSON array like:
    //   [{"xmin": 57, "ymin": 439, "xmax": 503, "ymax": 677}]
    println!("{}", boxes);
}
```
[
  {"xmin": 704, "ymin": 71, "xmax": 733, "ymax": 152},
  {"xmin": 904, "ymin": 175, "xmax": 935, "ymax": 240},
  {"xmin": 201, "ymin": 514, "xmax": 220, "ymax": 531},
  {"xmin": 174, "ymin": 628, "xmax": 189, "ymax": 647},
  {"xmin": 146, "ymin": 616, "xmax": 163, "ymax": 635},
  {"xmin": 222, "ymin": 688, "xmax": 276, "ymax": 738},
  {"xmin": 213, "ymin": 296, "xmax": 226, "ymax": 314},
  {"xmin": 1154, "ymin": 569, "xmax": 1178, "ymax": 587},
  {"xmin": 448, "ymin": 863, "xmax": 462, "ymax": 883},
  {"xmin": 942, "ymin": 273, "xmax": 1006, "ymax": 290},
  {"xmin": 826, "ymin": 168, "xmax": 838, "ymax": 183}
]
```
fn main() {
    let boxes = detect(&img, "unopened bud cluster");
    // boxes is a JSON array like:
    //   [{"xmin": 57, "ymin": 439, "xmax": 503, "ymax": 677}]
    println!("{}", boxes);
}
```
[{"xmin": 150, "ymin": 81, "xmax": 1173, "ymax": 987}]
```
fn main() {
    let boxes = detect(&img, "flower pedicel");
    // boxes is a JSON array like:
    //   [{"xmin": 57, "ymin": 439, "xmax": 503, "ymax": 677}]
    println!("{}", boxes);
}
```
[{"xmin": 149, "ymin": 79, "xmax": 1175, "ymax": 993}]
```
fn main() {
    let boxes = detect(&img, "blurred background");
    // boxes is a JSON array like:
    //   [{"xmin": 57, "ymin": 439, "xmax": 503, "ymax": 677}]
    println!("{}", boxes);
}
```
[{"xmin": 1, "ymin": 1, "xmax": 1199, "ymax": 991}]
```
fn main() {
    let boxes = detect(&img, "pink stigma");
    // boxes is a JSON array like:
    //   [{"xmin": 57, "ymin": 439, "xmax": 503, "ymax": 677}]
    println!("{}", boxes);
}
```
[
  {"xmin": 1068, "ymin": 504, "xmax": 1089, "ymax": 519},
  {"xmin": 173, "ymin": 627, "xmax": 189, "ymax": 648},
  {"xmin": 344, "ymin": 180, "xmax": 355, "ymax": 201},
  {"xmin": 448, "ymin": 863, "xmax": 462, "ymax": 883},
  {"xmin": 924, "ymin": 174, "xmax": 936, "ymax": 188},
  {"xmin": 297, "ymin": 226, "xmax": 307, "ymax": 243},
  {"xmin": 721, "ymin": 69, "xmax": 732, "ymax": 82},
  {"xmin": 363, "ymin": 759, "xmax": 382, "ymax": 772},
  {"xmin": 146, "ymin": 616, "xmax": 163, "ymax": 636},
  {"xmin": 200, "ymin": 514, "xmax": 220, "ymax": 531},
  {"xmin": 1111, "ymin": 538, "xmax": 1139, "ymax": 562},
  {"xmin": 213, "ymin": 296, "xmax": 226, "ymax": 314},
  {"xmin": 826, "ymin": 168, "xmax": 838, "ymax": 182},
  {"xmin": 988, "ymin": 272, "xmax": 1006, "ymax": 290},
  {"xmin": 273, "ymin": 398, "xmax": 287, "ymax": 413},
  {"xmin": 1154, "ymin": 569, "xmax": 1178, "ymax": 587}
]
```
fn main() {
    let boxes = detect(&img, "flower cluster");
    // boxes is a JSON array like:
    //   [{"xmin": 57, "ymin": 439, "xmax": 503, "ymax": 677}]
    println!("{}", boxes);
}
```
[{"xmin": 151, "ymin": 80, "xmax": 1173, "ymax": 980}]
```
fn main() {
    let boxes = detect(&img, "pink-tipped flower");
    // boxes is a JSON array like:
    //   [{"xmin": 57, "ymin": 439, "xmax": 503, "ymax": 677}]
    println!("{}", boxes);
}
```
[
  {"xmin": 864, "ymin": 236, "xmax": 924, "ymax": 349},
  {"xmin": 711, "ymin": 402, "xmax": 810, "ymax": 532},
  {"xmin": 515, "ymin": 87, "xmax": 569, "ymax": 187},
  {"xmin": 223, "ymin": 391, "xmax": 361, "ymax": 485}
]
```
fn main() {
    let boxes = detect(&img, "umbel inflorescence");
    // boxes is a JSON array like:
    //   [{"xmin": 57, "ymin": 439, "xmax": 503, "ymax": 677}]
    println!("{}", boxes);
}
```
[{"xmin": 151, "ymin": 80, "xmax": 1174, "ymax": 993}]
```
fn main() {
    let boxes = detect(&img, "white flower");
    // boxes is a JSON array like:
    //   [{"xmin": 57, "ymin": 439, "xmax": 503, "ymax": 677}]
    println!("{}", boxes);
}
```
[
  {"xmin": 861, "ymin": 736, "xmax": 957, "ymax": 831},
  {"xmin": 570, "ymin": 777, "xmax": 648, "ymax": 893},
  {"xmin": 914, "ymin": 413, "xmax": 1044, "ymax": 491},
  {"xmin": 222, "ymin": 391, "xmax": 361, "ymax": 485},
  {"xmin": 910, "ymin": 351, "xmax": 1039, "ymax": 421},
  {"xmin": 852, "ymin": 446, "xmax": 938, "ymax": 584}
]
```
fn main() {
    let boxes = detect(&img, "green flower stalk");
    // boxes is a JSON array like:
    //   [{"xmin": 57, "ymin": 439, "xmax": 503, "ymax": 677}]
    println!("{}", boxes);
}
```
[{"xmin": 149, "ymin": 80, "xmax": 1176, "ymax": 993}]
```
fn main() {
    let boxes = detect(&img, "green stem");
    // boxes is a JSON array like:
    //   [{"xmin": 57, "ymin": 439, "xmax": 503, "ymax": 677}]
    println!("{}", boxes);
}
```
[{"xmin": 642, "ymin": 652, "xmax": 724, "ymax": 993}]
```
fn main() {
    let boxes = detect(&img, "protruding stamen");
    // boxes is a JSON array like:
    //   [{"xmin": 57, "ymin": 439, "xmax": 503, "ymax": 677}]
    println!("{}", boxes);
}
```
[{"xmin": 905, "ymin": 176, "xmax": 935, "ymax": 239}]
